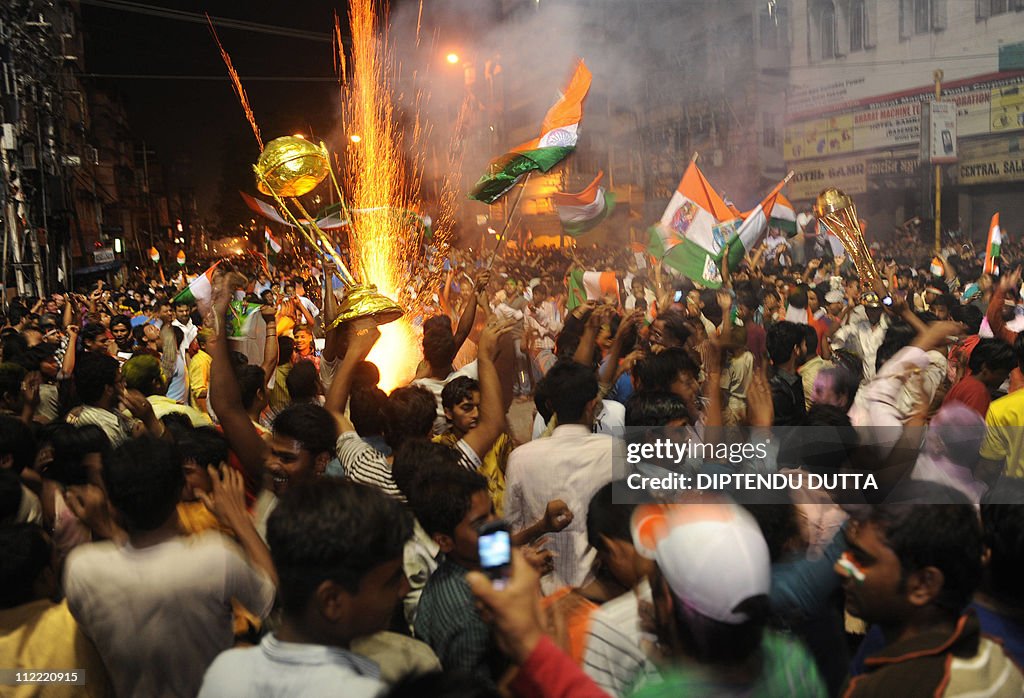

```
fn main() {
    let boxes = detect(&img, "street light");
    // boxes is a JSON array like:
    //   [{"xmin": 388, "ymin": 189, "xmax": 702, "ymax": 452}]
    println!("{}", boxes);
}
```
[
  {"xmin": 446, "ymin": 52, "xmax": 460, "ymax": 65},
  {"xmin": 349, "ymin": 134, "xmax": 362, "ymax": 143}
]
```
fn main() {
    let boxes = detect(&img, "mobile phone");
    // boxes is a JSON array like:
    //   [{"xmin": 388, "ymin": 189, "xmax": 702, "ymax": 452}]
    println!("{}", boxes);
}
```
[
  {"xmin": 673, "ymin": 290, "xmax": 683, "ymax": 303},
  {"xmin": 478, "ymin": 520, "xmax": 512, "ymax": 589}
]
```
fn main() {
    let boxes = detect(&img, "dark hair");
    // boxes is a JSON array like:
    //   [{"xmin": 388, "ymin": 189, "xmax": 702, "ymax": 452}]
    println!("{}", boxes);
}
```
[
  {"xmin": 0, "ymin": 469, "xmax": 24, "ymax": 523},
  {"xmin": 586, "ymin": 482, "xmax": 636, "ymax": 552},
  {"xmin": 931, "ymin": 293, "xmax": 956, "ymax": 310},
  {"xmin": 422, "ymin": 315, "xmax": 457, "ymax": 369},
  {"xmin": 766, "ymin": 321, "xmax": 804, "ymax": 366},
  {"xmin": 392, "ymin": 439, "xmax": 461, "ymax": 501},
  {"xmin": 968, "ymin": 338, "xmax": 1016, "ymax": 376},
  {"xmin": 286, "ymin": 360, "xmax": 320, "ymax": 402},
  {"xmin": 43, "ymin": 424, "xmax": 110, "ymax": 487},
  {"xmin": 633, "ymin": 348, "xmax": 700, "ymax": 392},
  {"xmin": 813, "ymin": 365, "xmax": 860, "ymax": 410},
  {"xmin": 1015, "ymin": 333, "xmax": 1024, "ymax": 373},
  {"xmin": 277, "ymin": 335, "xmax": 295, "ymax": 364},
  {"xmin": 236, "ymin": 365, "xmax": 266, "ymax": 411},
  {"xmin": 382, "ymin": 671, "xmax": 501, "ymax": 698},
  {"xmin": 80, "ymin": 323, "xmax": 108, "ymax": 345},
  {"xmin": 980, "ymin": 479, "xmax": 1024, "ymax": 608},
  {"xmin": 102, "ymin": 436, "xmax": 184, "ymax": 532},
  {"xmin": 273, "ymin": 404, "xmax": 338, "ymax": 459},
  {"xmin": 176, "ymin": 426, "xmax": 229, "ymax": 471},
  {"xmin": 1, "ymin": 333, "xmax": 28, "ymax": 363},
  {"xmin": 441, "ymin": 376, "xmax": 480, "ymax": 411},
  {"xmin": 538, "ymin": 360, "xmax": 598, "ymax": 424},
  {"xmin": 875, "ymin": 322, "xmax": 917, "ymax": 373},
  {"xmin": 384, "ymin": 386, "xmax": 437, "ymax": 451},
  {"xmin": 625, "ymin": 390, "xmax": 690, "ymax": 427},
  {"xmin": 267, "ymin": 478, "xmax": 412, "ymax": 614},
  {"xmin": 801, "ymin": 322, "xmax": 818, "ymax": 358},
  {"xmin": 865, "ymin": 482, "xmax": 982, "ymax": 615},
  {"xmin": 350, "ymin": 384, "xmax": 388, "ymax": 437},
  {"xmin": 74, "ymin": 352, "xmax": 119, "ymax": 404},
  {"xmin": 110, "ymin": 314, "xmax": 132, "ymax": 331},
  {"xmin": 655, "ymin": 310, "xmax": 692, "ymax": 348},
  {"xmin": 0, "ymin": 524, "xmax": 52, "ymax": 609},
  {"xmin": 951, "ymin": 304, "xmax": 983, "ymax": 335},
  {"xmin": 0, "ymin": 363, "xmax": 26, "ymax": 405},
  {"xmin": 0, "ymin": 416, "xmax": 36, "ymax": 474},
  {"xmin": 406, "ymin": 466, "xmax": 488, "ymax": 538}
]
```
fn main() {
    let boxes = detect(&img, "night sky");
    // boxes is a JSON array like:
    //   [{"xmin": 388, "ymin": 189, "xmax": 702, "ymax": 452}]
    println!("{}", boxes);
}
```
[{"xmin": 80, "ymin": 0, "xmax": 353, "ymax": 225}]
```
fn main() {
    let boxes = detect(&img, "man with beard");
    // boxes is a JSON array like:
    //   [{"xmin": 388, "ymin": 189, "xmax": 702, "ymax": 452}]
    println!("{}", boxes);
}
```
[{"xmin": 767, "ymin": 320, "xmax": 807, "ymax": 426}]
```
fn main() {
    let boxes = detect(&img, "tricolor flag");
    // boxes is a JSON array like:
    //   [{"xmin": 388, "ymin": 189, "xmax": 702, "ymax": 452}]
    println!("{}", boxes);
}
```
[
  {"xmin": 649, "ymin": 161, "xmax": 738, "ymax": 287},
  {"xmin": 469, "ymin": 60, "xmax": 592, "ymax": 204},
  {"xmin": 567, "ymin": 270, "xmax": 619, "ymax": 310},
  {"xmin": 984, "ymin": 212, "xmax": 1001, "ymax": 275},
  {"xmin": 241, "ymin": 191, "xmax": 291, "ymax": 227},
  {"xmin": 172, "ymin": 261, "xmax": 220, "ymax": 306},
  {"xmin": 769, "ymin": 193, "xmax": 797, "ymax": 236},
  {"xmin": 552, "ymin": 171, "xmax": 615, "ymax": 236},
  {"xmin": 725, "ymin": 174, "xmax": 795, "ymax": 270},
  {"xmin": 265, "ymin": 227, "xmax": 282, "ymax": 254},
  {"xmin": 228, "ymin": 300, "xmax": 262, "ymax": 339}
]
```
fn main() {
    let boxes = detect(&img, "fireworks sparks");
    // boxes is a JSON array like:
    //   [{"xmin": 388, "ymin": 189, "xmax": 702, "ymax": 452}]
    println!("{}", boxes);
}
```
[
  {"xmin": 340, "ymin": 0, "xmax": 425, "ymax": 391},
  {"xmin": 207, "ymin": 16, "xmax": 263, "ymax": 150}
]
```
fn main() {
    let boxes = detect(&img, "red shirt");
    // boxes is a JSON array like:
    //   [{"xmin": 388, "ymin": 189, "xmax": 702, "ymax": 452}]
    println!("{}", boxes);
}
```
[{"xmin": 942, "ymin": 374, "xmax": 991, "ymax": 417}]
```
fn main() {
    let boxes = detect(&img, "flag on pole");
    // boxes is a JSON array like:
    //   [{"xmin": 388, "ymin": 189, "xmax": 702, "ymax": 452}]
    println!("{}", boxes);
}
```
[
  {"xmin": 650, "ymin": 161, "xmax": 738, "ymax": 286},
  {"xmin": 227, "ymin": 300, "xmax": 262, "ymax": 338},
  {"xmin": 724, "ymin": 175, "xmax": 794, "ymax": 270},
  {"xmin": 469, "ymin": 60, "xmax": 592, "ymax": 204},
  {"xmin": 172, "ymin": 261, "xmax": 220, "ymax": 306},
  {"xmin": 769, "ymin": 193, "xmax": 798, "ymax": 236},
  {"xmin": 552, "ymin": 171, "xmax": 615, "ymax": 236},
  {"xmin": 241, "ymin": 191, "xmax": 291, "ymax": 227},
  {"xmin": 567, "ymin": 270, "xmax": 619, "ymax": 310},
  {"xmin": 265, "ymin": 226, "xmax": 282, "ymax": 254},
  {"xmin": 984, "ymin": 212, "xmax": 1001, "ymax": 275}
]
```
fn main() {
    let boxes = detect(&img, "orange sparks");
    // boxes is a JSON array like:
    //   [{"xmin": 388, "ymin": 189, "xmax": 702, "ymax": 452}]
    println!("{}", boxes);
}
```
[{"xmin": 206, "ymin": 16, "xmax": 263, "ymax": 150}]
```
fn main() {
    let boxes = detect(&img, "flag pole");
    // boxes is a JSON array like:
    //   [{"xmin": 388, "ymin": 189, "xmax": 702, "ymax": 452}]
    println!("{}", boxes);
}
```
[{"xmin": 486, "ymin": 172, "xmax": 532, "ymax": 271}]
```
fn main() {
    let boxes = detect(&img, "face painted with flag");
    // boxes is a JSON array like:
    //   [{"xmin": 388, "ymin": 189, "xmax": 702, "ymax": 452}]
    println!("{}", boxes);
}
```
[{"xmin": 469, "ymin": 60, "xmax": 592, "ymax": 204}]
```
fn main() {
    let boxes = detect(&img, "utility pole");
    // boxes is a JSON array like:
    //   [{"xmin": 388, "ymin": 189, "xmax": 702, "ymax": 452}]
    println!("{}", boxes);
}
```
[{"xmin": 934, "ymin": 69, "xmax": 943, "ymax": 255}]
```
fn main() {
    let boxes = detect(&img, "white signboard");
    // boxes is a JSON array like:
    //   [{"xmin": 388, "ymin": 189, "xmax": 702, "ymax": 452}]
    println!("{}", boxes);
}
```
[
  {"xmin": 93, "ymin": 249, "xmax": 115, "ymax": 264},
  {"xmin": 928, "ymin": 102, "xmax": 958, "ymax": 164}
]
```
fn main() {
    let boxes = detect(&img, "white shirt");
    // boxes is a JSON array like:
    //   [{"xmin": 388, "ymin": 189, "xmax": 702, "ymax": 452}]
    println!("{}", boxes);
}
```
[
  {"xmin": 412, "ymin": 361, "xmax": 479, "ymax": 435},
  {"xmin": 64, "ymin": 531, "xmax": 276, "ymax": 698},
  {"xmin": 531, "ymin": 399, "xmax": 625, "ymax": 440},
  {"xmin": 582, "ymin": 581, "xmax": 658, "ymax": 697},
  {"xmin": 504, "ymin": 424, "xmax": 618, "ymax": 593},
  {"xmin": 832, "ymin": 314, "xmax": 889, "ymax": 381}
]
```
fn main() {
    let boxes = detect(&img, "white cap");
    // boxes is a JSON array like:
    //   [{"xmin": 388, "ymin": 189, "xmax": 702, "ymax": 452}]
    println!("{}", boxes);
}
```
[
  {"xmin": 825, "ymin": 289, "xmax": 844, "ymax": 304},
  {"xmin": 633, "ymin": 502, "xmax": 770, "ymax": 624}
]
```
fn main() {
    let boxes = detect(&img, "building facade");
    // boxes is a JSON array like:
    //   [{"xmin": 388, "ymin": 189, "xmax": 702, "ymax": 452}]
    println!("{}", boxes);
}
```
[{"xmin": 787, "ymin": 0, "xmax": 1024, "ymax": 240}]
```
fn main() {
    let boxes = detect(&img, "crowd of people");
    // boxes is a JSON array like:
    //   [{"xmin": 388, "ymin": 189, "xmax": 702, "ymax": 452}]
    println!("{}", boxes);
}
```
[{"xmin": 3, "ymin": 218, "xmax": 1024, "ymax": 698}]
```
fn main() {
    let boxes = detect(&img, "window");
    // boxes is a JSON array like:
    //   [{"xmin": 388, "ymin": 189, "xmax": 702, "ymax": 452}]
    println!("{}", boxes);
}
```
[
  {"xmin": 812, "ymin": 1, "xmax": 837, "ymax": 60},
  {"xmin": 990, "ymin": 0, "xmax": 1009, "ymax": 14},
  {"xmin": 763, "ymin": 113, "xmax": 777, "ymax": 148},
  {"xmin": 760, "ymin": 11, "xmax": 779, "ymax": 50},
  {"xmin": 914, "ymin": 0, "xmax": 930, "ymax": 32},
  {"xmin": 850, "ymin": 0, "xmax": 866, "ymax": 51},
  {"xmin": 760, "ymin": 1, "xmax": 790, "ymax": 50}
]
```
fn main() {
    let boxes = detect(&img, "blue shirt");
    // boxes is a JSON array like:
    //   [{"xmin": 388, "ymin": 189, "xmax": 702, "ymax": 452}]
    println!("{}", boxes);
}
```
[{"xmin": 199, "ymin": 633, "xmax": 383, "ymax": 698}]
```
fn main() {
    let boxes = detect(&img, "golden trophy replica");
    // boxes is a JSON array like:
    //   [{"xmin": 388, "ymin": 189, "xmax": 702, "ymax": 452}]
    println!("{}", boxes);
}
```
[
  {"xmin": 814, "ymin": 187, "xmax": 880, "ymax": 286},
  {"xmin": 253, "ymin": 136, "xmax": 403, "ymax": 328}
]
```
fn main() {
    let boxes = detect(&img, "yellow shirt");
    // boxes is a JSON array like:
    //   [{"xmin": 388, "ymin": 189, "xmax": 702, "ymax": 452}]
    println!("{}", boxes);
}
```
[
  {"xmin": 0, "ymin": 599, "xmax": 110, "ymax": 697},
  {"xmin": 188, "ymin": 349, "xmax": 212, "ymax": 411},
  {"xmin": 433, "ymin": 432, "xmax": 512, "ymax": 516},
  {"xmin": 980, "ymin": 389, "xmax": 1024, "ymax": 477}
]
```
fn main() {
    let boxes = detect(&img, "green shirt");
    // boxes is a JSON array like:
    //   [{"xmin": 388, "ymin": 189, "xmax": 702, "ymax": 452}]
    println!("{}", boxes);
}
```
[{"xmin": 631, "ymin": 631, "xmax": 826, "ymax": 698}]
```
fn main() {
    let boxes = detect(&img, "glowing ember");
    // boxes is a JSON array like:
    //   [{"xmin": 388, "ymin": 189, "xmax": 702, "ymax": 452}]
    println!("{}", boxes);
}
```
[
  {"xmin": 339, "ymin": 0, "xmax": 424, "ymax": 391},
  {"xmin": 207, "ymin": 16, "xmax": 263, "ymax": 150}
]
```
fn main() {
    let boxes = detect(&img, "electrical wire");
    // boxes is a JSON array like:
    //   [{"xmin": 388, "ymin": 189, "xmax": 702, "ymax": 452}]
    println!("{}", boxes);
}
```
[
  {"xmin": 81, "ymin": 73, "xmax": 337, "ymax": 81},
  {"xmin": 76, "ymin": 0, "xmax": 342, "ymax": 44}
]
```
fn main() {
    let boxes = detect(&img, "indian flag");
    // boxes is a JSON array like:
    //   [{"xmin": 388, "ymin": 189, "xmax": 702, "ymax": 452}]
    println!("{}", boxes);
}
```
[
  {"xmin": 228, "ymin": 300, "xmax": 262, "ymax": 339},
  {"xmin": 725, "ymin": 174, "xmax": 795, "ymax": 269},
  {"xmin": 241, "ymin": 191, "xmax": 291, "ymax": 227},
  {"xmin": 769, "ymin": 193, "xmax": 797, "ymax": 236},
  {"xmin": 652, "ymin": 161, "xmax": 738, "ymax": 287},
  {"xmin": 552, "ymin": 171, "xmax": 615, "ymax": 236},
  {"xmin": 984, "ymin": 212, "xmax": 1001, "ymax": 275},
  {"xmin": 469, "ymin": 60, "xmax": 592, "ymax": 204},
  {"xmin": 568, "ymin": 270, "xmax": 619, "ymax": 310},
  {"xmin": 172, "ymin": 261, "xmax": 220, "ymax": 306},
  {"xmin": 265, "ymin": 227, "xmax": 282, "ymax": 254}
]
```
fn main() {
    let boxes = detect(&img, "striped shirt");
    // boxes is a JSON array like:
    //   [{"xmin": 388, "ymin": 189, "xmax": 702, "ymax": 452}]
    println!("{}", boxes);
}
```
[
  {"xmin": 582, "ymin": 584, "xmax": 659, "ymax": 697},
  {"xmin": 336, "ymin": 432, "xmax": 402, "ymax": 499},
  {"xmin": 412, "ymin": 558, "xmax": 503, "ymax": 686}
]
